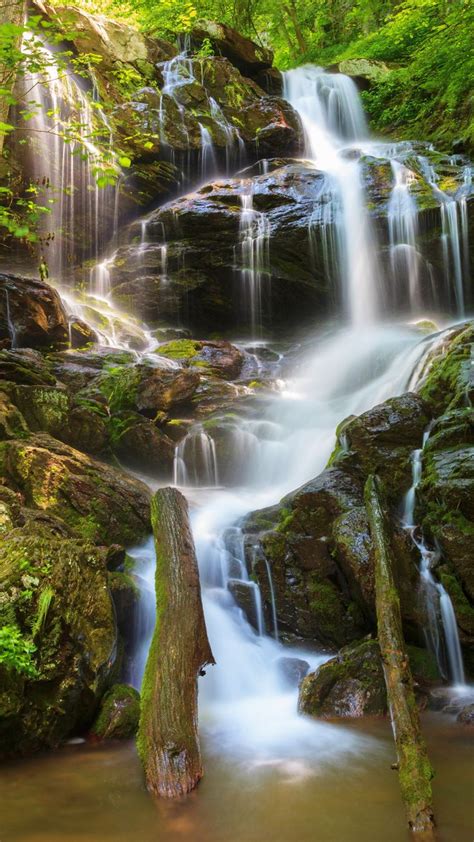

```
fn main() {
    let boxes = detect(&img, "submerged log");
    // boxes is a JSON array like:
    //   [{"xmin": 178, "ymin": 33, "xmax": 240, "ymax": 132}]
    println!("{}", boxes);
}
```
[
  {"xmin": 365, "ymin": 474, "xmax": 436, "ymax": 838},
  {"xmin": 137, "ymin": 487, "xmax": 214, "ymax": 797}
]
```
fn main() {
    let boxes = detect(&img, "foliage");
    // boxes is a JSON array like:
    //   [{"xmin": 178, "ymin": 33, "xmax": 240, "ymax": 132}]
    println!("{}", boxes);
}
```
[{"xmin": 0, "ymin": 624, "xmax": 38, "ymax": 677}]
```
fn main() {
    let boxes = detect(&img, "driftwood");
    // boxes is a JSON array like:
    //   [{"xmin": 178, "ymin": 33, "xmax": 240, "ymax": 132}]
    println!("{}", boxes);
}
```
[
  {"xmin": 365, "ymin": 474, "xmax": 436, "ymax": 839},
  {"xmin": 137, "ymin": 487, "xmax": 214, "ymax": 797}
]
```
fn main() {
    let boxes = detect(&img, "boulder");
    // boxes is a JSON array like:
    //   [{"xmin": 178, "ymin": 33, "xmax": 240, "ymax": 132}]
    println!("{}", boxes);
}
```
[
  {"xmin": 0, "ymin": 526, "xmax": 117, "ymax": 757},
  {"xmin": 4, "ymin": 383, "xmax": 109, "ymax": 454},
  {"xmin": 109, "ymin": 411, "xmax": 175, "ymax": 475},
  {"xmin": 0, "ymin": 433, "xmax": 150, "ymax": 545},
  {"xmin": 0, "ymin": 274, "xmax": 68, "ymax": 350},
  {"xmin": 91, "ymin": 684, "xmax": 140, "ymax": 740},
  {"xmin": 157, "ymin": 339, "xmax": 244, "ymax": 379},
  {"xmin": 275, "ymin": 656, "xmax": 310, "ymax": 687},
  {"xmin": 328, "ymin": 59, "xmax": 391, "ymax": 90},
  {"xmin": 298, "ymin": 639, "xmax": 387, "ymax": 718},
  {"xmin": 190, "ymin": 21, "xmax": 273, "ymax": 76},
  {"xmin": 457, "ymin": 704, "xmax": 474, "ymax": 725},
  {"xmin": 93, "ymin": 360, "xmax": 200, "ymax": 415}
]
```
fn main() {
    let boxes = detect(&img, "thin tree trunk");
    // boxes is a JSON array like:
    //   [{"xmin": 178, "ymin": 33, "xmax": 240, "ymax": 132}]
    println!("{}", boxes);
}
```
[
  {"xmin": 283, "ymin": 0, "xmax": 308, "ymax": 54},
  {"xmin": 365, "ymin": 475, "xmax": 436, "ymax": 839},
  {"xmin": 137, "ymin": 487, "xmax": 215, "ymax": 798},
  {"xmin": 0, "ymin": 0, "xmax": 26, "ymax": 158}
]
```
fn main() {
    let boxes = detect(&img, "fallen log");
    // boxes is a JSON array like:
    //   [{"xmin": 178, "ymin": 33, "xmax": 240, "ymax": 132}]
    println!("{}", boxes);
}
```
[
  {"xmin": 365, "ymin": 474, "xmax": 436, "ymax": 838},
  {"xmin": 137, "ymin": 487, "xmax": 214, "ymax": 797}
]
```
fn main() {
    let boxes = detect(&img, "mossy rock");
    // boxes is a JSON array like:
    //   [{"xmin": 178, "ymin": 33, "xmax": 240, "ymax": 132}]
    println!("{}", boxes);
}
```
[
  {"xmin": 91, "ymin": 684, "xmax": 140, "ymax": 740},
  {"xmin": 418, "ymin": 323, "xmax": 474, "ymax": 415},
  {"xmin": 298, "ymin": 639, "xmax": 387, "ymax": 718},
  {"xmin": 0, "ymin": 433, "xmax": 150, "ymax": 545},
  {"xmin": 0, "ymin": 526, "xmax": 117, "ymax": 757}
]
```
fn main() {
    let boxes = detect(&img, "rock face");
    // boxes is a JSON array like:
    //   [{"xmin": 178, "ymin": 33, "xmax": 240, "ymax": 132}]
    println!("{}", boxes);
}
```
[
  {"xmin": 191, "ymin": 21, "xmax": 273, "ymax": 77},
  {"xmin": 0, "ymin": 524, "xmax": 117, "ymax": 757},
  {"xmin": 298, "ymin": 639, "xmax": 387, "ymax": 718},
  {"xmin": 0, "ymin": 274, "xmax": 69, "ymax": 350},
  {"xmin": 417, "ymin": 323, "xmax": 474, "ymax": 671},
  {"xmin": 107, "ymin": 155, "xmax": 467, "ymax": 334},
  {"xmin": 0, "ymin": 434, "xmax": 151, "ymax": 545},
  {"xmin": 246, "ymin": 394, "xmax": 428, "ymax": 646}
]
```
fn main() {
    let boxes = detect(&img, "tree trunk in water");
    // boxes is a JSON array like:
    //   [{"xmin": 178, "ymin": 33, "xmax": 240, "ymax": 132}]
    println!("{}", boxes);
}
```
[
  {"xmin": 0, "ymin": 0, "xmax": 26, "ymax": 158},
  {"xmin": 137, "ymin": 487, "xmax": 215, "ymax": 798},
  {"xmin": 365, "ymin": 475, "xmax": 436, "ymax": 839}
]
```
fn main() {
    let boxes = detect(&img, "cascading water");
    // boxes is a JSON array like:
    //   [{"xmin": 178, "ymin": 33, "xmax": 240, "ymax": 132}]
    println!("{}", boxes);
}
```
[
  {"xmin": 17, "ymin": 32, "xmax": 119, "ymax": 281},
  {"xmin": 283, "ymin": 66, "xmax": 379, "ymax": 325},
  {"xmin": 122, "ymin": 66, "xmax": 472, "ymax": 775},
  {"xmin": 173, "ymin": 425, "xmax": 219, "ymax": 488},
  {"xmin": 388, "ymin": 161, "xmax": 422, "ymax": 309},
  {"xmin": 402, "ymin": 436, "xmax": 466, "ymax": 685},
  {"xmin": 239, "ymin": 186, "xmax": 271, "ymax": 335}
]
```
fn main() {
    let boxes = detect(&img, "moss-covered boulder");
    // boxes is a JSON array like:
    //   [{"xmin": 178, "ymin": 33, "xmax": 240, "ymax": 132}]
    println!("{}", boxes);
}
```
[
  {"xmin": 92, "ymin": 361, "xmax": 200, "ymax": 416},
  {"xmin": 157, "ymin": 339, "xmax": 244, "ymax": 379},
  {"xmin": 91, "ymin": 683, "xmax": 140, "ymax": 740},
  {"xmin": 0, "ymin": 274, "xmax": 69, "ymax": 350},
  {"xmin": 298, "ymin": 639, "xmax": 387, "ymax": 718},
  {"xmin": 0, "ymin": 526, "xmax": 117, "ymax": 757},
  {"xmin": 4, "ymin": 383, "xmax": 108, "ymax": 455},
  {"xmin": 109, "ymin": 411, "xmax": 175, "ymax": 476},
  {"xmin": 0, "ymin": 349, "xmax": 56, "ymax": 387},
  {"xmin": 341, "ymin": 392, "xmax": 430, "ymax": 499},
  {"xmin": 0, "ymin": 433, "xmax": 150, "ymax": 544}
]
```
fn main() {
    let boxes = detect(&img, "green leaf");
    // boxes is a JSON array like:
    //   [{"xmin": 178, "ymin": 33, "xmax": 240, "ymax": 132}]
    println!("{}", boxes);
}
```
[{"xmin": 118, "ymin": 155, "xmax": 132, "ymax": 168}]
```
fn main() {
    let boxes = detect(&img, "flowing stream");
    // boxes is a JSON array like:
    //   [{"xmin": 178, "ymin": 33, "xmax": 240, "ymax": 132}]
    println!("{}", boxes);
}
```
[
  {"xmin": 5, "ymin": 46, "xmax": 474, "ymax": 838},
  {"xmin": 128, "ymin": 66, "xmax": 471, "ymax": 779}
]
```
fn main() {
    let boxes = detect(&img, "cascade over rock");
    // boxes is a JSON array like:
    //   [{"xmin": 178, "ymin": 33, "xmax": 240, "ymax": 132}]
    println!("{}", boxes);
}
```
[{"xmin": 0, "ymin": 274, "xmax": 69, "ymax": 350}]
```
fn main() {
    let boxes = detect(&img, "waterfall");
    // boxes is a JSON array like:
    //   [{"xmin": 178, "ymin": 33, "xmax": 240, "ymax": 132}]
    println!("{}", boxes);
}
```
[
  {"xmin": 403, "ymin": 440, "xmax": 466, "ymax": 685},
  {"xmin": 173, "ymin": 425, "xmax": 219, "ymax": 487},
  {"xmin": 17, "ymin": 32, "xmax": 119, "ymax": 281},
  {"xmin": 283, "ymin": 66, "xmax": 378, "ymax": 325},
  {"xmin": 388, "ymin": 161, "xmax": 422, "ymax": 309},
  {"xmin": 239, "ymin": 187, "xmax": 271, "ymax": 336}
]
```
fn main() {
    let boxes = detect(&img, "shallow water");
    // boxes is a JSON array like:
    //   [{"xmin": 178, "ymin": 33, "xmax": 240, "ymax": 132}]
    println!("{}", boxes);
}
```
[{"xmin": 0, "ymin": 714, "xmax": 472, "ymax": 842}]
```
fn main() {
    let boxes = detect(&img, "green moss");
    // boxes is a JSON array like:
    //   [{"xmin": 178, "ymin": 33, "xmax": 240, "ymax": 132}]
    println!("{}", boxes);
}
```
[
  {"xmin": 407, "ymin": 645, "xmax": 440, "ymax": 682},
  {"xmin": 419, "ymin": 325, "xmax": 473, "ymax": 415},
  {"xmin": 92, "ymin": 684, "xmax": 140, "ymax": 740},
  {"xmin": 157, "ymin": 339, "xmax": 201, "ymax": 361}
]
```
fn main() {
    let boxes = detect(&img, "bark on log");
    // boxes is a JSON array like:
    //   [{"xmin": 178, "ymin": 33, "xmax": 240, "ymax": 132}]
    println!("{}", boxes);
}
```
[
  {"xmin": 137, "ymin": 487, "xmax": 214, "ymax": 798},
  {"xmin": 365, "ymin": 474, "xmax": 436, "ymax": 839}
]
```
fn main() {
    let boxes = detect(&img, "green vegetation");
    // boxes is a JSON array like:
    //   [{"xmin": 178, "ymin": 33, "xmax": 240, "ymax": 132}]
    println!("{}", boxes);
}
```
[{"xmin": 0, "ymin": 624, "xmax": 37, "ymax": 677}]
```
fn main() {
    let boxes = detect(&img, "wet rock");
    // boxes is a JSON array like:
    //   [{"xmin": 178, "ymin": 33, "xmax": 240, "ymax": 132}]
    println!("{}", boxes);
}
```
[
  {"xmin": 275, "ymin": 656, "xmax": 310, "ymax": 687},
  {"xmin": 157, "ymin": 339, "xmax": 244, "ymax": 379},
  {"xmin": 190, "ymin": 21, "xmax": 273, "ymax": 76},
  {"xmin": 0, "ymin": 274, "xmax": 69, "ymax": 350},
  {"xmin": 0, "ymin": 526, "xmax": 117, "ymax": 757},
  {"xmin": 457, "ymin": 703, "xmax": 474, "ymax": 725},
  {"xmin": 91, "ymin": 684, "xmax": 140, "ymax": 741},
  {"xmin": 69, "ymin": 319, "xmax": 98, "ymax": 349},
  {"xmin": 0, "ymin": 433, "xmax": 150, "ymax": 545},
  {"xmin": 108, "ymin": 572, "xmax": 140, "ymax": 647},
  {"xmin": 298, "ymin": 639, "xmax": 387, "ymax": 718},
  {"xmin": 0, "ymin": 349, "xmax": 56, "ymax": 387},
  {"xmin": 228, "ymin": 579, "xmax": 264, "ymax": 631},
  {"xmin": 342, "ymin": 392, "xmax": 430, "ymax": 499},
  {"xmin": 110, "ymin": 411, "xmax": 175, "ymax": 475}
]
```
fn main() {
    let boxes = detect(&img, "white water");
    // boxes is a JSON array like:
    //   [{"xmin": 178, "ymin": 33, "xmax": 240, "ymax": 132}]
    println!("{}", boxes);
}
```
[
  {"xmin": 403, "ymin": 438, "xmax": 466, "ymax": 685},
  {"xmin": 11, "ymin": 45, "xmax": 472, "ymax": 778},
  {"xmin": 239, "ymin": 187, "xmax": 271, "ymax": 336},
  {"xmin": 123, "ymin": 67, "xmax": 473, "ymax": 773},
  {"xmin": 18, "ymin": 33, "xmax": 119, "ymax": 281},
  {"xmin": 283, "ymin": 66, "xmax": 378, "ymax": 325}
]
